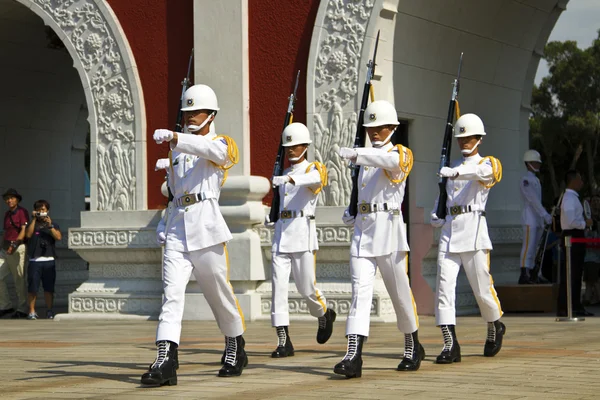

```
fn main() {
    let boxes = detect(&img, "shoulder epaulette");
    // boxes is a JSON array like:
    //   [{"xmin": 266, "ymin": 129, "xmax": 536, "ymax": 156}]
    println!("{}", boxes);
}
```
[{"xmin": 478, "ymin": 156, "xmax": 502, "ymax": 188}]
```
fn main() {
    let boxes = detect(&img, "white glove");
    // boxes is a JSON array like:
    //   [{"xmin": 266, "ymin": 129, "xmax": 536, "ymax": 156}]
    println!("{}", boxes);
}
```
[
  {"xmin": 264, "ymin": 215, "xmax": 275, "ymax": 228},
  {"xmin": 431, "ymin": 213, "xmax": 445, "ymax": 228},
  {"xmin": 342, "ymin": 209, "xmax": 355, "ymax": 226},
  {"xmin": 438, "ymin": 167, "xmax": 458, "ymax": 178},
  {"xmin": 155, "ymin": 158, "xmax": 170, "ymax": 171},
  {"xmin": 156, "ymin": 231, "xmax": 166, "ymax": 245},
  {"xmin": 339, "ymin": 147, "xmax": 358, "ymax": 162},
  {"xmin": 272, "ymin": 175, "xmax": 291, "ymax": 187},
  {"xmin": 544, "ymin": 214, "xmax": 553, "ymax": 225},
  {"xmin": 153, "ymin": 129, "xmax": 174, "ymax": 144}
]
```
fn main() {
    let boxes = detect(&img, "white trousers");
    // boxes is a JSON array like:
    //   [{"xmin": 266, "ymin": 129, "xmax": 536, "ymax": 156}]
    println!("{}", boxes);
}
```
[
  {"xmin": 271, "ymin": 250, "xmax": 327, "ymax": 327},
  {"xmin": 346, "ymin": 251, "xmax": 419, "ymax": 337},
  {"xmin": 520, "ymin": 225, "xmax": 543, "ymax": 270},
  {"xmin": 435, "ymin": 250, "xmax": 503, "ymax": 326},
  {"xmin": 156, "ymin": 244, "xmax": 245, "ymax": 344}
]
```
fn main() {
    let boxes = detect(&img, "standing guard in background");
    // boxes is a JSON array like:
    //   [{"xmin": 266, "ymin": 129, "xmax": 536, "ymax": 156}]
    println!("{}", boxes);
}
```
[
  {"xmin": 431, "ymin": 113, "xmax": 505, "ymax": 364},
  {"xmin": 558, "ymin": 170, "xmax": 593, "ymax": 317},
  {"xmin": 335, "ymin": 100, "xmax": 423, "ymax": 379},
  {"xmin": 266, "ymin": 122, "xmax": 336, "ymax": 358},
  {"xmin": 519, "ymin": 150, "xmax": 552, "ymax": 284},
  {"xmin": 141, "ymin": 84, "xmax": 246, "ymax": 386}
]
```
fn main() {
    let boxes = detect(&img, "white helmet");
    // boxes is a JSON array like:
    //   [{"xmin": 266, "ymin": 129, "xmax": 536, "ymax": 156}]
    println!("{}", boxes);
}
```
[
  {"xmin": 181, "ymin": 84, "xmax": 220, "ymax": 111},
  {"xmin": 454, "ymin": 113, "xmax": 486, "ymax": 137},
  {"xmin": 282, "ymin": 123, "xmax": 312, "ymax": 147},
  {"xmin": 524, "ymin": 149, "xmax": 542, "ymax": 163},
  {"xmin": 363, "ymin": 100, "xmax": 400, "ymax": 127}
]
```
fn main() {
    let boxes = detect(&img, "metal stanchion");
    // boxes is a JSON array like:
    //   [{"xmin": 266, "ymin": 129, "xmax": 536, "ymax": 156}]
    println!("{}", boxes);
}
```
[{"xmin": 556, "ymin": 235, "xmax": 584, "ymax": 322}]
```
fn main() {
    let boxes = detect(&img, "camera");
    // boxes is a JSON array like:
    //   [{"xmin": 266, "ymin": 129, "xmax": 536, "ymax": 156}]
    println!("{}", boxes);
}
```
[{"xmin": 34, "ymin": 212, "xmax": 48, "ymax": 217}]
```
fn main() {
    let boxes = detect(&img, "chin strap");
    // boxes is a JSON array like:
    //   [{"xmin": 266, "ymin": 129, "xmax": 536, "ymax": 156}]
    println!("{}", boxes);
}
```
[
  {"xmin": 460, "ymin": 139, "xmax": 481, "ymax": 155},
  {"xmin": 526, "ymin": 162, "xmax": 540, "ymax": 173},
  {"xmin": 188, "ymin": 111, "xmax": 216, "ymax": 132},
  {"xmin": 372, "ymin": 129, "xmax": 396, "ymax": 148},
  {"xmin": 289, "ymin": 148, "xmax": 308, "ymax": 162}
]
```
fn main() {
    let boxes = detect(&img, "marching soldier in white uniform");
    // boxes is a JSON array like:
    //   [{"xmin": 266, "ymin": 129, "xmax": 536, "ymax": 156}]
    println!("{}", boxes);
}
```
[
  {"xmin": 431, "ymin": 113, "xmax": 505, "ymax": 364},
  {"xmin": 519, "ymin": 150, "xmax": 552, "ymax": 284},
  {"xmin": 335, "ymin": 100, "xmax": 423, "ymax": 379},
  {"xmin": 267, "ymin": 122, "xmax": 336, "ymax": 358},
  {"xmin": 141, "ymin": 84, "xmax": 247, "ymax": 386}
]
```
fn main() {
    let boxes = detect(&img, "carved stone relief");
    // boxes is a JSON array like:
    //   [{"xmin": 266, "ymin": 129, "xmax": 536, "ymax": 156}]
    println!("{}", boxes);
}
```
[
  {"xmin": 27, "ymin": 0, "xmax": 143, "ymax": 210},
  {"xmin": 311, "ymin": 0, "xmax": 376, "ymax": 206}
]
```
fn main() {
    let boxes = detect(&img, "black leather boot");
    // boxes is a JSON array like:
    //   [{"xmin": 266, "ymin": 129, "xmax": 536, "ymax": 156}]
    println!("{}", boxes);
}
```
[
  {"xmin": 518, "ymin": 268, "xmax": 532, "ymax": 284},
  {"xmin": 484, "ymin": 320, "xmax": 506, "ymax": 357},
  {"xmin": 436, "ymin": 325, "xmax": 461, "ymax": 364},
  {"xmin": 141, "ymin": 340, "xmax": 178, "ymax": 386},
  {"xmin": 397, "ymin": 330, "xmax": 425, "ymax": 371},
  {"xmin": 220, "ymin": 337, "xmax": 226, "ymax": 365},
  {"xmin": 218, "ymin": 335, "xmax": 248, "ymax": 377},
  {"xmin": 316, "ymin": 308, "xmax": 337, "ymax": 344},
  {"xmin": 272, "ymin": 326, "xmax": 295, "ymax": 358},
  {"xmin": 333, "ymin": 334, "xmax": 365, "ymax": 378}
]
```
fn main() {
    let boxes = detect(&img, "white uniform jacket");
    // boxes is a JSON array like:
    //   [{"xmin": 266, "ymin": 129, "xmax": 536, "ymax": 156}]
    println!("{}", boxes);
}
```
[
  {"xmin": 272, "ymin": 160, "xmax": 326, "ymax": 254},
  {"xmin": 161, "ymin": 132, "xmax": 236, "ymax": 252},
  {"xmin": 436, "ymin": 154, "xmax": 501, "ymax": 253},
  {"xmin": 351, "ymin": 142, "xmax": 412, "ymax": 258},
  {"xmin": 561, "ymin": 189, "xmax": 586, "ymax": 230},
  {"xmin": 520, "ymin": 171, "xmax": 550, "ymax": 227}
]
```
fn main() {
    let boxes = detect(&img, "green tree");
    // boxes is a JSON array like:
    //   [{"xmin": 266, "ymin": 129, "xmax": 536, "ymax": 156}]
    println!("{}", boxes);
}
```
[{"xmin": 530, "ymin": 30, "xmax": 600, "ymax": 203}]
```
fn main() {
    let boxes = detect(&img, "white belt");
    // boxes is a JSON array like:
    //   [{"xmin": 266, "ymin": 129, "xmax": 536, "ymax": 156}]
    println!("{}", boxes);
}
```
[
  {"xmin": 447, "ymin": 204, "xmax": 486, "ymax": 216},
  {"xmin": 175, "ymin": 191, "xmax": 217, "ymax": 207},
  {"xmin": 358, "ymin": 202, "xmax": 400, "ymax": 214},
  {"xmin": 279, "ymin": 210, "xmax": 314, "ymax": 220}
]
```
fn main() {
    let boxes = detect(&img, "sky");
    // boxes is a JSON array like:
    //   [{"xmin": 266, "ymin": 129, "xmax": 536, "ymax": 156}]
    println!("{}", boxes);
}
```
[{"xmin": 534, "ymin": 0, "xmax": 600, "ymax": 84}]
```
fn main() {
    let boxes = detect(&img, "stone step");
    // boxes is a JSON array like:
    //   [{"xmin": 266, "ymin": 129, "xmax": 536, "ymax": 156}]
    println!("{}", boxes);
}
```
[{"xmin": 495, "ymin": 284, "xmax": 558, "ymax": 313}]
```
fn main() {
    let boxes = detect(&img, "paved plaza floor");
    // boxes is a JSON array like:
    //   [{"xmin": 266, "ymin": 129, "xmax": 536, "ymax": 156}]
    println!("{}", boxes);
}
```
[{"xmin": 1, "ymin": 311, "xmax": 600, "ymax": 399}]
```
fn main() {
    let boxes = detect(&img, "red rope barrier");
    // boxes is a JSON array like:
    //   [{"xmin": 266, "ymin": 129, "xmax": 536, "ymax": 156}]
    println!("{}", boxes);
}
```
[
  {"xmin": 569, "ymin": 238, "xmax": 600, "ymax": 243},
  {"xmin": 568, "ymin": 237, "xmax": 600, "ymax": 247}
]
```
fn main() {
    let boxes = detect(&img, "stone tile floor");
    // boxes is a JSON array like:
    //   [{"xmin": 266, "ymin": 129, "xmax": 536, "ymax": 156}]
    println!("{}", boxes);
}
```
[{"xmin": 1, "ymin": 310, "xmax": 600, "ymax": 399}]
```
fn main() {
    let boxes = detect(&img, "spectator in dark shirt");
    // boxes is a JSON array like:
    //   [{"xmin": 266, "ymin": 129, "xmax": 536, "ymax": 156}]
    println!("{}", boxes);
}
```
[
  {"xmin": 0, "ymin": 188, "xmax": 29, "ymax": 318},
  {"xmin": 25, "ymin": 200, "xmax": 61, "ymax": 320}
]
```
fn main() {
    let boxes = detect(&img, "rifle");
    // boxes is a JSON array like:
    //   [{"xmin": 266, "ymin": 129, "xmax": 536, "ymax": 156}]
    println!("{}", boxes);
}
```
[
  {"xmin": 269, "ymin": 70, "xmax": 301, "ymax": 224},
  {"xmin": 348, "ymin": 30, "xmax": 380, "ymax": 217},
  {"xmin": 175, "ymin": 48, "xmax": 194, "ymax": 132},
  {"xmin": 435, "ymin": 53, "xmax": 463, "ymax": 219},
  {"xmin": 166, "ymin": 48, "xmax": 194, "ymax": 202}
]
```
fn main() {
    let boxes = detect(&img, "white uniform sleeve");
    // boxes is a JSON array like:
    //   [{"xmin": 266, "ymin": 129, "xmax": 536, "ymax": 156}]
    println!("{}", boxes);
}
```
[
  {"xmin": 156, "ymin": 204, "xmax": 170, "ymax": 234},
  {"xmin": 453, "ymin": 161, "xmax": 493, "ymax": 182},
  {"xmin": 354, "ymin": 147, "xmax": 402, "ymax": 172},
  {"xmin": 172, "ymin": 134, "xmax": 229, "ymax": 166},
  {"xmin": 562, "ymin": 197, "xmax": 586, "ymax": 230},
  {"xmin": 520, "ymin": 178, "xmax": 551, "ymax": 219},
  {"xmin": 291, "ymin": 168, "xmax": 322, "ymax": 190}
]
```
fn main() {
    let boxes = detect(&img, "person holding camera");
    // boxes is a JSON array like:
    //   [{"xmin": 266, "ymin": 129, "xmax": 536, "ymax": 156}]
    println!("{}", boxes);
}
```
[
  {"xmin": 0, "ymin": 188, "xmax": 29, "ymax": 319},
  {"xmin": 25, "ymin": 200, "xmax": 61, "ymax": 320}
]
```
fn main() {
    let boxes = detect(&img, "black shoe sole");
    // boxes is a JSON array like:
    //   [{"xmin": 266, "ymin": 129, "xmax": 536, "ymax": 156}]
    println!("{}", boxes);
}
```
[
  {"xmin": 141, "ymin": 374, "xmax": 177, "ymax": 386},
  {"xmin": 333, "ymin": 366, "xmax": 362, "ymax": 378},
  {"xmin": 271, "ymin": 351, "xmax": 295, "ymax": 358},
  {"xmin": 435, "ymin": 356, "xmax": 461, "ymax": 364}
]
